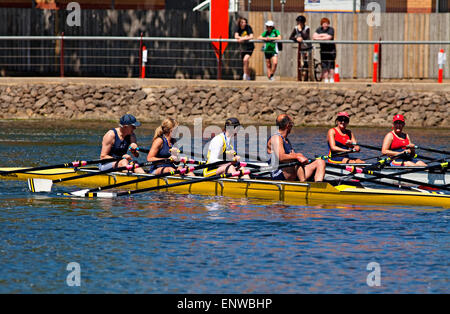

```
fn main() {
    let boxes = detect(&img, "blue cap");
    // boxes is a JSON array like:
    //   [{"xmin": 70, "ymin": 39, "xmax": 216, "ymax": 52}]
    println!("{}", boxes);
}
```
[{"xmin": 120, "ymin": 114, "xmax": 141, "ymax": 127}]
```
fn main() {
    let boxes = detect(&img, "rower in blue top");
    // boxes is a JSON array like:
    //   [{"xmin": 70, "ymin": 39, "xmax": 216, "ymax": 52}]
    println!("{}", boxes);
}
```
[
  {"xmin": 267, "ymin": 114, "xmax": 325, "ymax": 181},
  {"xmin": 99, "ymin": 114, "xmax": 145, "ymax": 173}
]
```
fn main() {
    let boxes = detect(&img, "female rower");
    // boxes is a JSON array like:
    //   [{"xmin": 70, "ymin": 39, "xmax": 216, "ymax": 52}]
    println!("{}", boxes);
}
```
[
  {"xmin": 326, "ymin": 112, "xmax": 364, "ymax": 164},
  {"xmin": 99, "ymin": 114, "xmax": 145, "ymax": 173},
  {"xmin": 147, "ymin": 118, "xmax": 188, "ymax": 175},
  {"xmin": 381, "ymin": 114, "xmax": 427, "ymax": 166}
]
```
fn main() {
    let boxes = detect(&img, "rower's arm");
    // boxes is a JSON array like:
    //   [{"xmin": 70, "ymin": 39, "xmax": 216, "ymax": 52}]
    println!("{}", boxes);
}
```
[
  {"xmin": 129, "ymin": 134, "xmax": 140, "ymax": 158},
  {"xmin": 268, "ymin": 135, "xmax": 298, "ymax": 163},
  {"xmin": 350, "ymin": 133, "xmax": 360, "ymax": 152},
  {"xmin": 100, "ymin": 130, "xmax": 115, "ymax": 160},
  {"xmin": 147, "ymin": 138, "xmax": 165, "ymax": 162}
]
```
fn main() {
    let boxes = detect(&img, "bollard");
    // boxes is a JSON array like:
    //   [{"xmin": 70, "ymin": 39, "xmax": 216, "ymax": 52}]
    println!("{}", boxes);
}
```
[
  {"xmin": 373, "ymin": 44, "xmax": 379, "ymax": 83},
  {"xmin": 334, "ymin": 64, "xmax": 340, "ymax": 82},
  {"xmin": 438, "ymin": 49, "xmax": 446, "ymax": 83},
  {"xmin": 141, "ymin": 45, "xmax": 147, "ymax": 79}
]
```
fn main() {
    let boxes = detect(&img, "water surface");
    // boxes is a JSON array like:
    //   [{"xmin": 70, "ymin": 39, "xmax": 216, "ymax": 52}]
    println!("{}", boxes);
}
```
[{"xmin": 0, "ymin": 120, "xmax": 448, "ymax": 293}]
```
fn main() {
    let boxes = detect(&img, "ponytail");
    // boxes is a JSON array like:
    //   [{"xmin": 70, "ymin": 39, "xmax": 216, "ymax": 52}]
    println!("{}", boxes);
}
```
[{"xmin": 153, "ymin": 118, "xmax": 178, "ymax": 142}]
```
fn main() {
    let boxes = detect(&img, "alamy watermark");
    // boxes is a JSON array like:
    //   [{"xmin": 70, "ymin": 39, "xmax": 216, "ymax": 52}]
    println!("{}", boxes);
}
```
[
  {"xmin": 367, "ymin": 2, "xmax": 381, "ymax": 27},
  {"xmin": 366, "ymin": 262, "xmax": 381, "ymax": 287},
  {"xmin": 66, "ymin": 2, "xmax": 81, "ymax": 27},
  {"xmin": 66, "ymin": 262, "xmax": 81, "ymax": 287}
]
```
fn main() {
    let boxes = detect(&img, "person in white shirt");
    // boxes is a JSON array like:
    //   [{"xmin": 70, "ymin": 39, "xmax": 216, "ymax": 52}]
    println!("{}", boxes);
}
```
[{"xmin": 203, "ymin": 118, "xmax": 249, "ymax": 178}]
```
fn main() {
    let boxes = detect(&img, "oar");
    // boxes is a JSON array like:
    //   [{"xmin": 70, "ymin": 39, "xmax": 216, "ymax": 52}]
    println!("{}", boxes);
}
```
[
  {"xmin": 68, "ymin": 159, "xmax": 237, "ymax": 196},
  {"xmin": 315, "ymin": 149, "xmax": 358, "ymax": 160},
  {"xmin": 68, "ymin": 161, "xmax": 302, "ymax": 198},
  {"xmin": 328, "ymin": 161, "xmax": 450, "ymax": 192},
  {"xmin": 27, "ymin": 157, "xmax": 178, "ymax": 193},
  {"xmin": 324, "ymin": 168, "xmax": 438, "ymax": 192},
  {"xmin": 0, "ymin": 157, "xmax": 120, "ymax": 176},
  {"xmin": 355, "ymin": 143, "xmax": 436, "ymax": 162},
  {"xmin": 412, "ymin": 145, "xmax": 450, "ymax": 156}
]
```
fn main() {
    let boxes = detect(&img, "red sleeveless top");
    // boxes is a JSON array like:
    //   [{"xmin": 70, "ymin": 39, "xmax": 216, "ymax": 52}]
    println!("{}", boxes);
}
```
[
  {"xmin": 333, "ymin": 128, "xmax": 351, "ymax": 149},
  {"xmin": 390, "ymin": 131, "xmax": 409, "ymax": 151}
]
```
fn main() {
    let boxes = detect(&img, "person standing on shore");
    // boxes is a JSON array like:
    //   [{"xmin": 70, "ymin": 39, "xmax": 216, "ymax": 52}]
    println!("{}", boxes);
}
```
[
  {"xmin": 258, "ymin": 20, "xmax": 281, "ymax": 81},
  {"xmin": 99, "ymin": 114, "xmax": 145, "ymax": 173},
  {"xmin": 289, "ymin": 15, "xmax": 312, "ymax": 81},
  {"xmin": 312, "ymin": 17, "xmax": 336, "ymax": 83},
  {"xmin": 234, "ymin": 17, "xmax": 255, "ymax": 81}
]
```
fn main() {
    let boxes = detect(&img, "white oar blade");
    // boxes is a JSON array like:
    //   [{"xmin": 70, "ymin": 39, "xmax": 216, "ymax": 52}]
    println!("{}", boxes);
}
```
[
  {"xmin": 27, "ymin": 178, "xmax": 53, "ymax": 193},
  {"xmin": 69, "ymin": 189, "xmax": 116, "ymax": 198}
]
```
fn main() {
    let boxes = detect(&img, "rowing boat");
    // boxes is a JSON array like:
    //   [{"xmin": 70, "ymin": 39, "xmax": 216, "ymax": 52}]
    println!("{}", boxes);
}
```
[{"xmin": 1, "ymin": 167, "xmax": 449, "ymax": 208}]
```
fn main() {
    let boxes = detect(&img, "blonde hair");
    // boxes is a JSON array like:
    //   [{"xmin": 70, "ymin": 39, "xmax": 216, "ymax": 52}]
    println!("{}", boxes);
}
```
[{"xmin": 153, "ymin": 118, "xmax": 178, "ymax": 141}]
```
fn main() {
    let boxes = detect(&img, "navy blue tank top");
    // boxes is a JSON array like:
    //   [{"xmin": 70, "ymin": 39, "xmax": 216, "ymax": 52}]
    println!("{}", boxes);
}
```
[
  {"xmin": 148, "ymin": 136, "xmax": 177, "ymax": 172},
  {"xmin": 109, "ymin": 128, "xmax": 131, "ymax": 158},
  {"xmin": 267, "ymin": 133, "xmax": 293, "ymax": 165}
]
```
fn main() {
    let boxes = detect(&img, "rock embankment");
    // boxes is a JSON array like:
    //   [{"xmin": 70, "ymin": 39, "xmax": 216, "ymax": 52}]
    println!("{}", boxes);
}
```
[{"xmin": 0, "ymin": 80, "xmax": 449, "ymax": 127}]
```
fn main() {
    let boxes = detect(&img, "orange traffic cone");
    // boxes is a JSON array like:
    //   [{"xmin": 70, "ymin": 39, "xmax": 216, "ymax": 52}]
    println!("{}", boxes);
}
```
[{"xmin": 334, "ymin": 64, "xmax": 340, "ymax": 83}]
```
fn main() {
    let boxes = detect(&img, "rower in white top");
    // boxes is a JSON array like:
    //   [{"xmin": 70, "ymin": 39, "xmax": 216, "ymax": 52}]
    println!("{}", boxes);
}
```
[{"xmin": 203, "ymin": 118, "xmax": 250, "ymax": 179}]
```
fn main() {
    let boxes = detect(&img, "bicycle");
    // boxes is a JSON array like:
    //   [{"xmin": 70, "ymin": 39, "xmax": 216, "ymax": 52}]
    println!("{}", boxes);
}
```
[{"xmin": 297, "ymin": 46, "xmax": 322, "ymax": 82}]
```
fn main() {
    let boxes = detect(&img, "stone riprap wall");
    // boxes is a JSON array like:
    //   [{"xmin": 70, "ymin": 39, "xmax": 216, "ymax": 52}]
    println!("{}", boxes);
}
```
[{"xmin": 0, "ymin": 79, "xmax": 449, "ymax": 128}]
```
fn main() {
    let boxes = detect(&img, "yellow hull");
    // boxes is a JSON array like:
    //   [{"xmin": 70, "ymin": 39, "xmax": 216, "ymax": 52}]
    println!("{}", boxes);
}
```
[{"xmin": 1, "ymin": 167, "xmax": 449, "ymax": 208}]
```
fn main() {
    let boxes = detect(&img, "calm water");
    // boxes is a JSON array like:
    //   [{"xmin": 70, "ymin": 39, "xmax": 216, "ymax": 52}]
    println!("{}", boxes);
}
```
[{"xmin": 0, "ymin": 120, "xmax": 449, "ymax": 294}]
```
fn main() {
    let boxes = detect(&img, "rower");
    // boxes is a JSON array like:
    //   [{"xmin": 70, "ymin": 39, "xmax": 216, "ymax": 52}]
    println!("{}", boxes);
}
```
[
  {"xmin": 99, "ymin": 114, "xmax": 145, "ymax": 173},
  {"xmin": 147, "ymin": 118, "xmax": 192, "ymax": 175},
  {"xmin": 267, "ymin": 114, "xmax": 325, "ymax": 182},
  {"xmin": 381, "ymin": 114, "xmax": 427, "ymax": 167},
  {"xmin": 326, "ymin": 112, "xmax": 364, "ymax": 164},
  {"xmin": 203, "ymin": 117, "xmax": 249, "ymax": 178}
]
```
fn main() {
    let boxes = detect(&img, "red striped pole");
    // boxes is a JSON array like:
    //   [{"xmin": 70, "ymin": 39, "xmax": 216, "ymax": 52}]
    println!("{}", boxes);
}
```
[
  {"xmin": 141, "ymin": 45, "xmax": 147, "ymax": 78},
  {"xmin": 373, "ymin": 44, "xmax": 379, "ymax": 83},
  {"xmin": 438, "ymin": 49, "xmax": 445, "ymax": 83}
]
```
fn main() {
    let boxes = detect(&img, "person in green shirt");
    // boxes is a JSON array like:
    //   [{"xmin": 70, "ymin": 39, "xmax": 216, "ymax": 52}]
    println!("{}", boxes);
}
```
[{"xmin": 258, "ymin": 20, "xmax": 281, "ymax": 81}]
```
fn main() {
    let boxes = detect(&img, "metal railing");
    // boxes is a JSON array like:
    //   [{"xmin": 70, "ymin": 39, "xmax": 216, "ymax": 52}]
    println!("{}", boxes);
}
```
[{"xmin": 0, "ymin": 36, "xmax": 449, "ymax": 81}]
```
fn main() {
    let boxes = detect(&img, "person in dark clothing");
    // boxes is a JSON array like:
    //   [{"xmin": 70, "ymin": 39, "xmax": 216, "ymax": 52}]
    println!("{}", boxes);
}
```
[
  {"xmin": 289, "ymin": 15, "xmax": 312, "ymax": 81},
  {"xmin": 234, "ymin": 17, "xmax": 255, "ymax": 81},
  {"xmin": 99, "ymin": 114, "xmax": 145, "ymax": 173},
  {"xmin": 312, "ymin": 17, "xmax": 336, "ymax": 83}
]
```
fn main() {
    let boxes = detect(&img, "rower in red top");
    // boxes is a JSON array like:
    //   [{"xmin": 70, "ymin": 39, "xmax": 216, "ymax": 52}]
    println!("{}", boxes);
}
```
[
  {"xmin": 326, "ymin": 112, "xmax": 364, "ymax": 164},
  {"xmin": 381, "ymin": 114, "xmax": 427, "ymax": 167}
]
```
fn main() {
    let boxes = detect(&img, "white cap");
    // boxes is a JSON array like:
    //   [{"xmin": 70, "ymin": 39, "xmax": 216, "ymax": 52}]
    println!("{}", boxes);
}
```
[{"xmin": 265, "ymin": 20, "xmax": 274, "ymax": 27}]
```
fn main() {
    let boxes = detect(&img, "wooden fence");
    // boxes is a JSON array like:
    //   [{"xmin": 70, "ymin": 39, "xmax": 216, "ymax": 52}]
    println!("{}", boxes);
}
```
[
  {"xmin": 0, "ymin": 8, "xmax": 449, "ymax": 80},
  {"xmin": 244, "ymin": 12, "xmax": 450, "ymax": 79}
]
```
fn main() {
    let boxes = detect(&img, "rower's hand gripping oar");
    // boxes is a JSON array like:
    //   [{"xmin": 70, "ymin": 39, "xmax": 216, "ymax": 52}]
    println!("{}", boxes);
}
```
[
  {"xmin": 70, "ymin": 161, "xmax": 302, "ymax": 198},
  {"xmin": 0, "ymin": 157, "xmax": 120, "ymax": 176}
]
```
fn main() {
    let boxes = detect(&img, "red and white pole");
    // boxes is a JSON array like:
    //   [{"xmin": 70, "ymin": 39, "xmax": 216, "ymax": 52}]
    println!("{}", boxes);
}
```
[
  {"xmin": 438, "ymin": 49, "xmax": 445, "ymax": 84},
  {"xmin": 141, "ymin": 45, "xmax": 147, "ymax": 79},
  {"xmin": 373, "ymin": 44, "xmax": 379, "ymax": 83},
  {"xmin": 334, "ymin": 64, "xmax": 340, "ymax": 83}
]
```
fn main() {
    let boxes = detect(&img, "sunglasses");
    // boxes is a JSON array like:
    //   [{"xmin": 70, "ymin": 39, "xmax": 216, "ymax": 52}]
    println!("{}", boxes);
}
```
[{"xmin": 337, "ymin": 117, "xmax": 349, "ymax": 123}]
